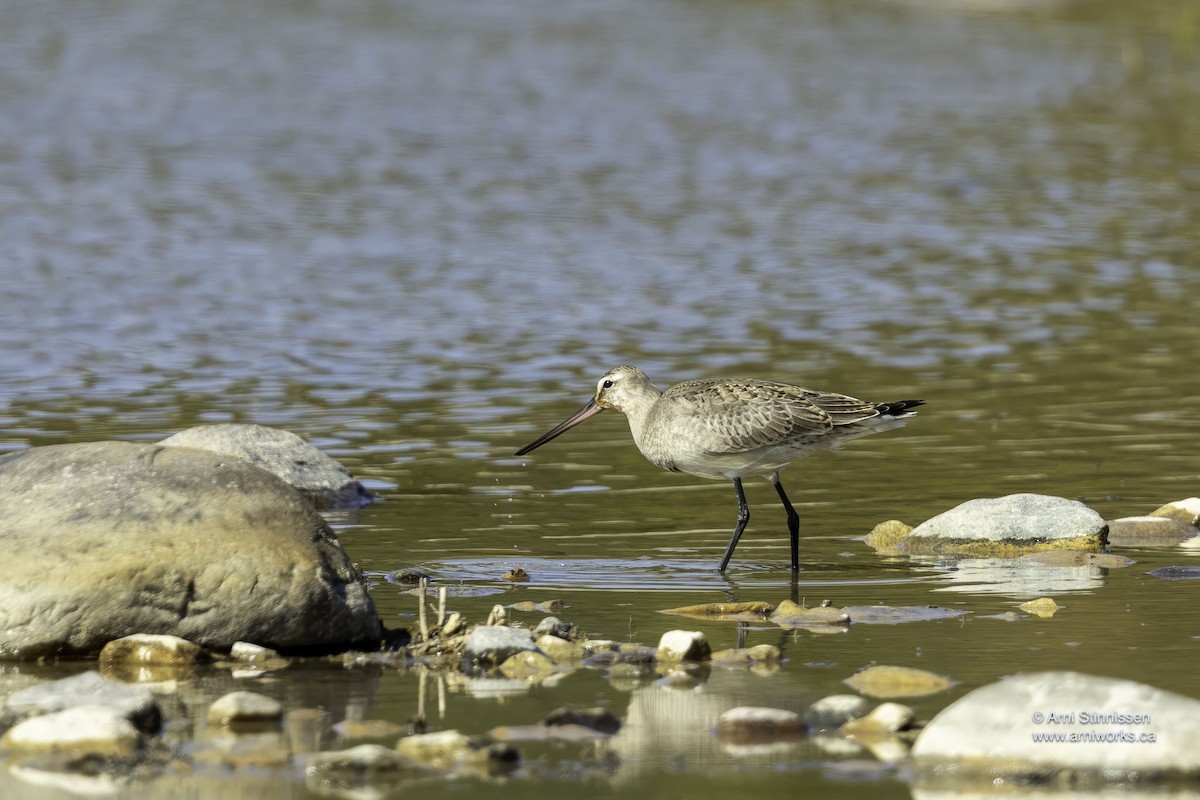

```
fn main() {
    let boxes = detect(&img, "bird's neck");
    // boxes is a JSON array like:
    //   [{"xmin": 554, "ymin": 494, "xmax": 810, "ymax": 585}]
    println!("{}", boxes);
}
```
[{"xmin": 619, "ymin": 387, "xmax": 662, "ymax": 449}]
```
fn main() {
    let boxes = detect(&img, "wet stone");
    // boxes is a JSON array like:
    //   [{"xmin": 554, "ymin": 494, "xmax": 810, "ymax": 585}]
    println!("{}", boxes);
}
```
[
  {"xmin": 655, "ymin": 630, "xmax": 712, "ymax": 662},
  {"xmin": 844, "ymin": 665, "xmax": 956, "ymax": 699},
  {"xmin": 905, "ymin": 493, "xmax": 1108, "ymax": 556},
  {"xmin": 711, "ymin": 644, "xmax": 782, "ymax": 666},
  {"xmin": 333, "ymin": 719, "xmax": 405, "ymax": 740},
  {"xmin": 841, "ymin": 702, "xmax": 916, "ymax": 735},
  {"xmin": 1018, "ymin": 551, "xmax": 1135, "ymax": 568},
  {"xmin": 804, "ymin": 695, "xmax": 873, "ymax": 732},
  {"xmin": 864, "ymin": 519, "xmax": 913, "ymax": 552},
  {"xmin": 913, "ymin": 671, "xmax": 1200, "ymax": 784},
  {"xmin": 1107, "ymin": 516, "xmax": 1199, "ymax": 547},
  {"xmin": 207, "ymin": 691, "xmax": 284, "ymax": 728},
  {"xmin": 659, "ymin": 601, "xmax": 775, "ymax": 620},
  {"xmin": 0, "ymin": 705, "xmax": 142, "ymax": 760},
  {"xmin": 1018, "ymin": 597, "xmax": 1061, "ymax": 618},
  {"xmin": 158, "ymin": 423, "xmax": 373, "ymax": 509},
  {"xmin": 532, "ymin": 616, "xmax": 577, "ymax": 640},
  {"xmin": 770, "ymin": 600, "xmax": 850, "ymax": 628},
  {"xmin": 716, "ymin": 707, "xmax": 805, "ymax": 743},
  {"xmin": 498, "ymin": 650, "xmax": 557, "ymax": 682},
  {"xmin": 306, "ymin": 744, "xmax": 427, "ymax": 793},
  {"xmin": 462, "ymin": 625, "xmax": 537, "ymax": 667},
  {"xmin": 1146, "ymin": 566, "xmax": 1200, "ymax": 581},
  {"xmin": 230, "ymin": 641, "xmax": 282, "ymax": 662},
  {"xmin": 0, "ymin": 671, "xmax": 162, "ymax": 735},
  {"xmin": 1149, "ymin": 497, "xmax": 1200, "ymax": 527},
  {"xmin": 535, "ymin": 634, "xmax": 586, "ymax": 663},
  {"xmin": 99, "ymin": 634, "xmax": 207, "ymax": 666},
  {"xmin": 842, "ymin": 605, "xmax": 967, "ymax": 625}
]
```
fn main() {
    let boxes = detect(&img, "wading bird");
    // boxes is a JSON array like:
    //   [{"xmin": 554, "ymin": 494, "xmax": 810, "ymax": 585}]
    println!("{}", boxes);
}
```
[{"xmin": 515, "ymin": 365, "xmax": 922, "ymax": 572}]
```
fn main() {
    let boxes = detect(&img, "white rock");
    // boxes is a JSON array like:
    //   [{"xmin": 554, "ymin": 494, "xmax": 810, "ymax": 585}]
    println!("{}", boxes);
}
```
[
  {"xmin": 0, "ymin": 705, "xmax": 140, "ymax": 758},
  {"xmin": 207, "ymin": 691, "xmax": 284, "ymax": 726},
  {"xmin": 913, "ymin": 671, "xmax": 1200, "ymax": 779},
  {"xmin": 655, "ymin": 630, "xmax": 711, "ymax": 662}
]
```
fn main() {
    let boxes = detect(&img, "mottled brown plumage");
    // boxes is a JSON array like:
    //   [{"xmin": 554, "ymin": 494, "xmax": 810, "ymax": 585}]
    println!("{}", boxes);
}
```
[{"xmin": 516, "ymin": 365, "xmax": 922, "ymax": 571}]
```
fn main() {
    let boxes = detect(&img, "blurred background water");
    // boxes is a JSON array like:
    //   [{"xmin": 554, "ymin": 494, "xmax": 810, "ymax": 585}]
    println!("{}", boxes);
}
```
[{"xmin": 1, "ymin": 0, "xmax": 1198, "ymax": 796}]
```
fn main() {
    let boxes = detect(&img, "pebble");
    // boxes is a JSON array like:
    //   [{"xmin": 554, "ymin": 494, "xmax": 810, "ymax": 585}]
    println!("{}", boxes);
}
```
[
  {"xmin": 864, "ymin": 519, "xmax": 913, "ymax": 552},
  {"xmin": 844, "ymin": 665, "xmax": 956, "ymax": 699},
  {"xmin": 536, "ymin": 634, "xmax": 587, "ymax": 663},
  {"xmin": 1, "ymin": 705, "xmax": 142, "ymax": 759},
  {"xmin": 498, "ymin": 650, "xmax": 557, "ymax": 682},
  {"xmin": 716, "ymin": 706, "xmax": 805, "ymax": 743},
  {"xmin": 841, "ymin": 702, "xmax": 916, "ymax": 735},
  {"xmin": 1018, "ymin": 597, "xmax": 1061, "ymax": 617},
  {"xmin": 804, "ymin": 694, "xmax": 873, "ymax": 732},
  {"xmin": 462, "ymin": 625, "xmax": 537, "ymax": 667},
  {"xmin": 207, "ymin": 691, "xmax": 284, "ymax": 728}
]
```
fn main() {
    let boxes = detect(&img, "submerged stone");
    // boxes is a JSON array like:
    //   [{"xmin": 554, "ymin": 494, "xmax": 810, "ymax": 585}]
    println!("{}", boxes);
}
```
[
  {"xmin": 904, "ymin": 494, "xmax": 1107, "ymax": 556},
  {"xmin": 1107, "ymin": 516, "xmax": 1199, "ymax": 547},
  {"xmin": 716, "ymin": 707, "xmax": 805, "ymax": 743},
  {"xmin": 1146, "ymin": 566, "xmax": 1200, "ymax": 581},
  {"xmin": 864, "ymin": 520, "xmax": 913, "ymax": 552},
  {"xmin": 844, "ymin": 665, "xmax": 956, "ymax": 699},
  {"xmin": 842, "ymin": 605, "xmax": 967, "ymax": 625},
  {"xmin": 804, "ymin": 695, "xmax": 873, "ymax": 732},
  {"xmin": 1017, "ymin": 597, "xmax": 1061, "ymax": 618}
]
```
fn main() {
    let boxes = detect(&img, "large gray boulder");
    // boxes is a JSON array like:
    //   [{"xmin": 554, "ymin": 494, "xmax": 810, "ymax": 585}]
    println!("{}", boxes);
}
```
[
  {"xmin": 912, "ymin": 671, "xmax": 1200, "ymax": 785},
  {"xmin": 901, "ymin": 494, "xmax": 1108, "ymax": 556},
  {"xmin": 158, "ymin": 424, "xmax": 374, "ymax": 509},
  {"xmin": 0, "ymin": 441, "xmax": 382, "ymax": 659}
]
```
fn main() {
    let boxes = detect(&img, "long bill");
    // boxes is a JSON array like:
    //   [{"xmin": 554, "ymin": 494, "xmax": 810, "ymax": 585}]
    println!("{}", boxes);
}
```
[{"xmin": 514, "ymin": 399, "xmax": 604, "ymax": 455}]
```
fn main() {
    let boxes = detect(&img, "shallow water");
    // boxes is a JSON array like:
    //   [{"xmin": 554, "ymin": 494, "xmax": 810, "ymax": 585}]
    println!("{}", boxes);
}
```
[{"xmin": 1, "ymin": 0, "xmax": 1199, "ymax": 796}]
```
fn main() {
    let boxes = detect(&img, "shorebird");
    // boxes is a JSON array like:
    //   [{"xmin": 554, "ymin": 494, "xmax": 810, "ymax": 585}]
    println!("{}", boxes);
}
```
[{"xmin": 515, "ymin": 365, "xmax": 923, "ymax": 572}]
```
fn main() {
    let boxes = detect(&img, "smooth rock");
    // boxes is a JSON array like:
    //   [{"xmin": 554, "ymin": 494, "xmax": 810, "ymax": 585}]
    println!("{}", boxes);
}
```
[
  {"xmin": 158, "ymin": 423, "xmax": 373, "ymax": 509},
  {"xmin": 716, "ymin": 706, "xmax": 805, "ymax": 743},
  {"xmin": 865, "ymin": 519, "xmax": 913, "ymax": 552},
  {"xmin": 462, "ymin": 626, "xmax": 538, "ymax": 667},
  {"xmin": 207, "ymin": 691, "xmax": 284, "ymax": 727},
  {"xmin": 905, "ymin": 494, "xmax": 1107, "ymax": 556},
  {"xmin": 844, "ymin": 665, "xmax": 956, "ymax": 698},
  {"xmin": 1107, "ymin": 516, "xmax": 1199, "ymax": 547},
  {"xmin": 0, "ymin": 671, "xmax": 161, "ymax": 735},
  {"xmin": 841, "ymin": 702, "xmax": 915, "ymax": 735},
  {"xmin": 1018, "ymin": 551, "xmax": 1135, "ymax": 568},
  {"xmin": 99, "ymin": 634, "xmax": 207, "ymax": 667},
  {"xmin": 532, "ymin": 616, "xmax": 577, "ymax": 640},
  {"xmin": 498, "ymin": 650, "xmax": 557, "ymax": 682},
  {"xmin": 0, "ymin": 706, "xmax": 141, "ymax": 759},
  {"xmin": 306, "ymin": 744, "xmax": 426, "ymax": 795},
  {"xmin": 1147, "ymin": 566, "xmax": 1200, "ymax": 581},
  {"xmin": 771, "ymin": 600, "xmax": 850, "ymax": 629},
  {"xmin": 711, "ymin": 644, "xmax": 782, "ymax": 666},
  {"xmin": 804, "ymin": 694, "xmax": 873, "ymax": 732},
  {"xmin": 535, "ymin": 634, "xmax": 586, "ymax": 663},
  {"xmin": 332, "ymin": 719, "xmax": 405, "ymax": 740},
  {"xmin": 0, "ymin": 442, "xmax": 382, "ymax": 658},
  {"xmin": 230, "ymin": 642, "xmax": 282, "ymax": 662},
  {"xmin": 842, "ymin": 605, "xmax": 967, "ymax": 625},
  {"xmin": 912, "ymin": 671, "xmax": 1200, "ymax": 784},
  {"xmin": 396, "ymin": 729, "xmax": 518, "ymax": 774},
  {"xmin": 1149, "ymin": 497, "xmax": 1200, "ymax": 527},
  {"xmin": 1018, "ymin": 597, "xmax": 1060, "ymax": 618},
  {"xmin": 655, "ymin": 630, "xmax": 712, "ymax": 662}
]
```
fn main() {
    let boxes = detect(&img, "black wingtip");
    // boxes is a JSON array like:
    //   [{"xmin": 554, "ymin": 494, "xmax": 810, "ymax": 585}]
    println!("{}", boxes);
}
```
[{"xmin": 875, "ymin": 399, "xmax": 924, "ymax": 416}]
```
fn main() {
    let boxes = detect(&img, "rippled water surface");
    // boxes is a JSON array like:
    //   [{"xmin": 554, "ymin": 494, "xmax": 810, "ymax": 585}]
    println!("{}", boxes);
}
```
[{"xmin": 2, "ymin": 0, "xmax": 1199, "ymax": 797}]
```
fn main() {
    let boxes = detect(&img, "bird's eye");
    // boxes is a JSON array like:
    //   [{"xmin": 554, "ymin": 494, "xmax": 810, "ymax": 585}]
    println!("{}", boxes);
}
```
[{"xmin": 602, "ymin": 379, "xmax": 614, "ymax": 389}]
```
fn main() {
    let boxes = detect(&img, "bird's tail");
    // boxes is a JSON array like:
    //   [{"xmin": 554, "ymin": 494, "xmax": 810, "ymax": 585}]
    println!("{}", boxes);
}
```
[{"xmin": 874, "ymin": 399, "xmax": 924, "ymax": 418}]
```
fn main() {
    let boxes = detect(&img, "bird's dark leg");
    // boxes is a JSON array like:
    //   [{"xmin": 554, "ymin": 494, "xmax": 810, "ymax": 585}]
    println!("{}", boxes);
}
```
[
  {"xmin": 771, "ymin": 473, "xmax": 800, "ymax": 571},
  {"xmin": 718, "ymin": 478, "xmax": 750, "ymax": 572}
]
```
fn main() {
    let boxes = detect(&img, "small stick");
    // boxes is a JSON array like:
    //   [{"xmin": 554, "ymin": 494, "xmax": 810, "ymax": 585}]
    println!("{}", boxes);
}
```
[
  {"xmin": 417, "ymin": 577, "xmax": 429, "ymax": 642},
  {"xmin": 437, "ymin": 586, "xmax": 447, "ymax": 628}
]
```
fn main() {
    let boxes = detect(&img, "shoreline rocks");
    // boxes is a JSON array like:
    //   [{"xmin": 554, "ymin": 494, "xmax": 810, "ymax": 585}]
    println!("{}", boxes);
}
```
[
  {"xmin": 158, "ymin": 423, "xmax": 375, "ymax": 509},
  {"xmin": 0, "ymin": 441, "xmax": 382, "ymax": 659}
]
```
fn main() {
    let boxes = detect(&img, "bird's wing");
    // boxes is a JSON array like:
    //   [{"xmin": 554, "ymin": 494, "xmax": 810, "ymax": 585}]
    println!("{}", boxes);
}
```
[{"xmin": 665, "ymin": 380, "xmax": 849, "ymax": 454}]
